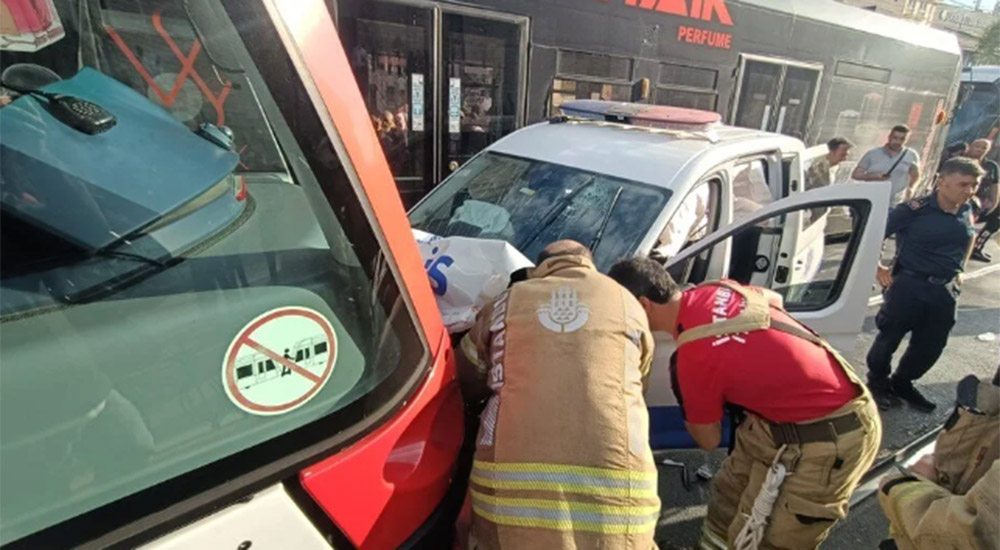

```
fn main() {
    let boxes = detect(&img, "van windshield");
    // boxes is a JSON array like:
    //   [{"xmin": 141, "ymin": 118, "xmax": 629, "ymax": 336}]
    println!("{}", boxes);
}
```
[{"xmin": 409, "ymin": 152, "xmax": 671, "ymax": 270}]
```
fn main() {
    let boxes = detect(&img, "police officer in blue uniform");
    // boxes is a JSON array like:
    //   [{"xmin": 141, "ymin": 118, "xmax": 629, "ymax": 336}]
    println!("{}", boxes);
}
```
[{"xmin": 867, "ymin": 157, "xmax": 985, "ymax": 412}]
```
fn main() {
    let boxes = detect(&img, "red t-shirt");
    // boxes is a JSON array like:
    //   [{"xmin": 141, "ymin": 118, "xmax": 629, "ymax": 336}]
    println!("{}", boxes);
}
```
[{"xmin": 674, "ymin": 283, "xmax": 857, "ymax": 424}]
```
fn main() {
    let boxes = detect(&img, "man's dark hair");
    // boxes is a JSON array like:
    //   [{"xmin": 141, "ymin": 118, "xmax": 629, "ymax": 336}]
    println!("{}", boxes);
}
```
[
  {"xmin": 826, "ymin": 137, "xmax": 853, "ymax": 152},
  {"xmin": 890, "ymin": 124, "xmax": 911, "ymax": 135},
  {"xmin": 608, "ymin": 258, "xmax": 680, "ymax": 304},
  {"xmin": 945, "ymin": 141, "xmax": 969, "ymax": 157},
  {"xmin": 939, "ymin": 157, "xmax": 985, "ymax": 178}
]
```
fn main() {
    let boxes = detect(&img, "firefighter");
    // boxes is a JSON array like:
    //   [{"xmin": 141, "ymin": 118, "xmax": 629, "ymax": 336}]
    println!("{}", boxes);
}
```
[
  {"xmin": 456, "ymin": 240, "xmax": 660, "ymax": 550},
  {"xmin": 877, "ymin": 370, "xmax": 999, "ymax": 550},
  {"xmin": 608, "ymin": 258, "xmax": 882, "ymax": 550}
]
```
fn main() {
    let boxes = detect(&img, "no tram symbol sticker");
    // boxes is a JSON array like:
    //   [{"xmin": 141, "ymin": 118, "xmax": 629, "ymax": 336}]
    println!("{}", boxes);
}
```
[{"xmin": 223, "ymin": 307, "xmax": 337, "ymax": 416}]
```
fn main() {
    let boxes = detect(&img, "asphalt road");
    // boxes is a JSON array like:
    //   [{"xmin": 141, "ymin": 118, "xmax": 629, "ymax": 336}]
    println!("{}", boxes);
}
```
[{"xmin": 653, "ymin": 241, "xmax": 1000, "ymax": 550}]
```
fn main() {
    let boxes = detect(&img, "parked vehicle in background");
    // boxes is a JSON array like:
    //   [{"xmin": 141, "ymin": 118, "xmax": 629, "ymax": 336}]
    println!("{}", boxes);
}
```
[
  {"xmin": 0, "ymin": 1, "xmax": 464, "ymax": 549},
  {"xmin": 947, "ymin": 65, "xmax": 1000, "ymax": 163},
  {"xmin": 331, "ymin": 0, "xmax": 962, "ymax": 205},
  {"xmin": 410, "ymin": 100, "xmax": 891, "ymax": 449}
]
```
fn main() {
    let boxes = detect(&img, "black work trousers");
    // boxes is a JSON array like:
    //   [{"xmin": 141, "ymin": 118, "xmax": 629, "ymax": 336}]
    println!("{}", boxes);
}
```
[
  {"xmin": 974, "ymin": 206, "xmax": 1000, "ymax": 252},
  {"xmin": 866, "ymin": 273, "xmax": 959, "ymax": 385}
]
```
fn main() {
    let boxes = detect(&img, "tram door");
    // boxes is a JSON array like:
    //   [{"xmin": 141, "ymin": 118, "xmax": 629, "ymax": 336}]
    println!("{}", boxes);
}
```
[{"xmin": 338, "ymin": 1, "xmax": 527, "ymax": 207}]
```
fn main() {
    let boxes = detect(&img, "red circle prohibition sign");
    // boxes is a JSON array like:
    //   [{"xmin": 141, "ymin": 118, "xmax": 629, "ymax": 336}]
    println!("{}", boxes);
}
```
[{"xmin": 223, "ymin": 307, "xmax": 337, "ymax": 415}]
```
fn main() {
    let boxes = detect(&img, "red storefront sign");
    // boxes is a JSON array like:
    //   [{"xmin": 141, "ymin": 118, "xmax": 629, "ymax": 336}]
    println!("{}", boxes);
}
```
[{"xmin": 599, "ymin": 0, "xmax": 734, "ymax": 49}]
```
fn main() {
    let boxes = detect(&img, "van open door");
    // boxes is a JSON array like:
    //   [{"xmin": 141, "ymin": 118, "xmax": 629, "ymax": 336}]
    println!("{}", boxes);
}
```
[
  {"xmin": 772, "ymin": 145, "xmax": 835, "ymax": 296},
  {"xmin": 646, "ymin": 183, "xmax": 889, "ymax": 450}
]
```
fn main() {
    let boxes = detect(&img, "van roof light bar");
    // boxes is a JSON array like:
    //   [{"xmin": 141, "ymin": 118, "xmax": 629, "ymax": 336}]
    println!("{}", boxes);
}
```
[
  {"xmin": 554, "ymin": 100, "xmax": 722, "ymax": 142},
  {"xmin": 560, "ymin": 100, "xmax": 721, "ymax": 126}
]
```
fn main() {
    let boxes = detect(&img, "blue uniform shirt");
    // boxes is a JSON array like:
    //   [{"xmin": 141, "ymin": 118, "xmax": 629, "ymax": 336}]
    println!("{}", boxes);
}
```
[{"xmin": 886, "ymin": 192, "xmax": 977, "ymax": 278}]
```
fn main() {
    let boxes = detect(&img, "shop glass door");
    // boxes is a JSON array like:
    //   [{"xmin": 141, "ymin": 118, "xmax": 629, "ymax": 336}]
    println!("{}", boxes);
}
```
[
  {"xmin": 733, "ymin": 59, "xmax": 782, "ymax": 131},
  {"xmin": 340, "ymin": 2, "xmax": 434, "ymax": 207},
  {"xmin": 775, "ymin": 66, "xmax": 821, "ymax": 140},
  {"xmin": 338, "ymin": 1, "xmax": 526, "ymax": 206},
  {"xmin": 733, "ymin": 57, "xmax": 822, "ymax": 139},
  {"xmin": 440, "ymin": 12, "xmax": 523, "ymax": 177}
]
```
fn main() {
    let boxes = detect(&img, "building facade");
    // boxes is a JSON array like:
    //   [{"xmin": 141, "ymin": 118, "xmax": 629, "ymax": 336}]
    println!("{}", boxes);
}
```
[
  {"xmin": 837, "ymin": 0, "xmax": 943, "ymax": 24},
  {"xmin": 934, "ymin": 4, "xmax": 999, "ymax": 57}
]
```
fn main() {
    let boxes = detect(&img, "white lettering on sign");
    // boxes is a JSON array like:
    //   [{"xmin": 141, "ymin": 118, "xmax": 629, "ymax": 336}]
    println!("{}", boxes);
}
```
[
  {"xmin": 448, "ymin": 77, "xmax": 461, "ymax": 134},
  {"xmin": 411, "ymin": 73, "xmax": 425, "ymax": 132}
]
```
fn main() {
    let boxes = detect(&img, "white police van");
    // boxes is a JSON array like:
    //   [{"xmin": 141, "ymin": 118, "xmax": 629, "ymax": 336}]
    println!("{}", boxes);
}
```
[{"xmin": 409, "ymin": 99, "xmax": 890, "ymax": 449}]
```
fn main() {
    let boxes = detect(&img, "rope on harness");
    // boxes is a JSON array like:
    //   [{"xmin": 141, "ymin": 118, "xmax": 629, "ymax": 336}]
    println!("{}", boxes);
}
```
[{"xmin": 733, "ymin": 445, "xmax": 789, "ymax": 550}]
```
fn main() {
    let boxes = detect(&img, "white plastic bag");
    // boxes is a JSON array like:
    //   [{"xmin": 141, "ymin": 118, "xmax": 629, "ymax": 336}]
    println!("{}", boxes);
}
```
[{"xmin": 413, "ymin": 229, "xmax": 533, "ymax": 333}]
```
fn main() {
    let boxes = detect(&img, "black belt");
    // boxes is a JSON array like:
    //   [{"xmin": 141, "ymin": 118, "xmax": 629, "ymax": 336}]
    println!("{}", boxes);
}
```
[
  {"xmin": 769, "ymin": 412, "xmax": 863, "ymax": 446},
  {"xmin": 898, "ymin": 268, "xmax": 955, "ymax": 286}
]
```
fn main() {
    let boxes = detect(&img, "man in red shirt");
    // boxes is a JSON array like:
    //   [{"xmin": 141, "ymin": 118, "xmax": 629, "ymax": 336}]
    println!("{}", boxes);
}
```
[{"xmin": 609, "ymin": 258, "xmax": 882, "ymax": 550}]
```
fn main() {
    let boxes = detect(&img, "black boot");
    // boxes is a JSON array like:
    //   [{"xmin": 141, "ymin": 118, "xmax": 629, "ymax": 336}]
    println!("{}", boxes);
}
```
[
  {"xmin": 971, "ymin": 229, "xmax": 995, "ymax": 263},
  {"xmin": 869, "ymin": 379, "xmax": 900, "ymax": 411},
  {"xmin": 891, "ymin": 379, "xmax": 937, "ymax": 413}
]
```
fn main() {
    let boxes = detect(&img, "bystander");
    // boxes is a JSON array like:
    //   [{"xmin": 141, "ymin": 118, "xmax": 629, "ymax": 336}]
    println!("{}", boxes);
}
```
[
  {"xmin": 806, "ymin": 136, "xmax": 853, "ymax": 191},
  {"xmin": 964, "ymin": 139, "xmax": 1000, "ymax": 262},
  {"xmin": 852, "ymin": 125, "xmax": 921, "ymax": 207}
]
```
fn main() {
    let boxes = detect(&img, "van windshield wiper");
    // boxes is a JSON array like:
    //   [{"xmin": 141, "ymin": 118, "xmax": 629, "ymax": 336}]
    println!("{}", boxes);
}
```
[
  {"xmin": 589, "ymin": 186, "xmax": 623, "ymax": 253},
  {"xmin": 93, "ymin": 249, "xmax": 169, "ymax": 268},
  {"xmin": 521, "ymin": 178, "xmax": 597, "ymax": 249}
]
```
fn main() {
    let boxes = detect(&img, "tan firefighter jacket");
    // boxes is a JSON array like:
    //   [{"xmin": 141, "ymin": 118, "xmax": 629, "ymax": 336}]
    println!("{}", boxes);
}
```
[
  {"xmin": 933, "ymin": 378, "xmax": 999, "ymax": 495},
  {"xmin": 458, "ymin": 254, "xmax": 660, "ymax": 550},
  {"xmin": 879, "ymin": 461, "xmax": 999, "ymax": 550},
  {"xmin": 878, "ymin": 377, "xmax": 1000, "ymax": 550}
]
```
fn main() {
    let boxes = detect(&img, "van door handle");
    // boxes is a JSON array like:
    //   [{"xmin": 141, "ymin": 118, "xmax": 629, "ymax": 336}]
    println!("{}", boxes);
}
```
[{"xmin": 775, "ymin": 265, "xmax": 790, "ymax": 284}]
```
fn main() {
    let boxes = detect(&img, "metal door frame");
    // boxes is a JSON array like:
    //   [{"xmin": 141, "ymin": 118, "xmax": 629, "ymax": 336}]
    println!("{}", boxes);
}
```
[
  {"xmin": 332, "ymin": 0, "xmax": 438, "ymax": 192},
  {"xmin": 730, "ymin": 54, "xmax": 824, "ymax": 138},
  {"xmin": 435, "ymin": 3, "xmax": 529, "ymax": 182},
  {"xmin": 335, "ymin": 0, "xmax": 529, "ymax": 184}
]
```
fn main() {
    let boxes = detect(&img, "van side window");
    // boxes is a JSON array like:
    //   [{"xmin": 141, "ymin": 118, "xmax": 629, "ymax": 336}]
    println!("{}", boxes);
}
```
[
  {"xmin": 732, "ymin": 160, "xmax": 774, "ymax": 223},
  {"xmin": 722, "ymin": 204, "xmax": 867, "ymax": 311},
  {"xmin": 659, "ymin": 179, "xmax": 721, "ymax": 283},
  {"xmin": 654, "ymin": 179, "xmax": 719, "ymax": 259}
]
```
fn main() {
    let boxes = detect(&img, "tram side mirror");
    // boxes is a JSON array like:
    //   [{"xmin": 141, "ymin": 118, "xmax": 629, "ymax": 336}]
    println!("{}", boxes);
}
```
[{"xmin": 631, "ymin": 78, "xmax": 651, "ymax": 102}]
